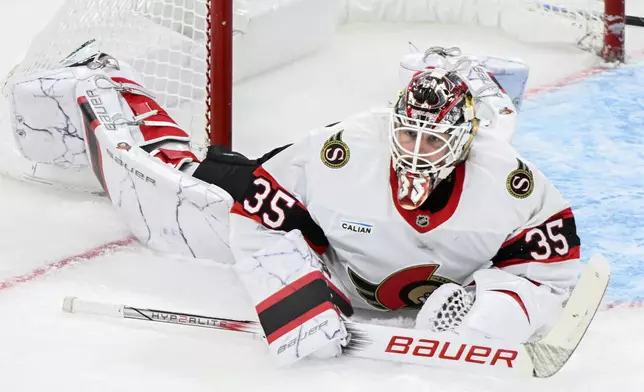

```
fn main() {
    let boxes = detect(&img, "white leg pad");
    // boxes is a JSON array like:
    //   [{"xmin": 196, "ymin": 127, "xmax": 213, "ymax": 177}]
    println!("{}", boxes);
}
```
[{"xmin": 76, "ymin": 74, "xmax": 234, "ymax": 262}]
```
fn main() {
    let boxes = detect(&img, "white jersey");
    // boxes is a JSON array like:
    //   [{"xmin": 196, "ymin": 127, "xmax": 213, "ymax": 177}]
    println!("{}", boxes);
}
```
[{"xmin": 229, "ymin": 109, "xmax": 580, "ymax": 312}]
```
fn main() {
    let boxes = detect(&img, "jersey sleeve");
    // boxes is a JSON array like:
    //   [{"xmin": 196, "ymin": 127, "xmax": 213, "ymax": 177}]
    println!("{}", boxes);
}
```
[
  {"xmin": 490, "ymin": 160, "xmax": 581, "ymax": 295},
  {"xmin": 228, "ymin": 134, "xmax": 330, "ymax": 256}
]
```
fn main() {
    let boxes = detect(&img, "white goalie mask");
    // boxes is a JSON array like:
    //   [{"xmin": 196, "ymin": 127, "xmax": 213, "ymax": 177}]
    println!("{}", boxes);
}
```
[{"xmin": 390, "ymin": 68, "xmax": 478, "ymax": 210}]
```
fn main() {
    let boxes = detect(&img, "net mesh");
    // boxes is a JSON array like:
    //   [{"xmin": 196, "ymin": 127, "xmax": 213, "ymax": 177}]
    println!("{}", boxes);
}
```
[
  {"xmin": 2, "ymin": 0, "xmax": 212, "ymax": 152},
  {"xmin": 524, "ymin": 1, "xmax": 606, "ymax": 52},
  {"xmin": 345, "ymin": 0, "xmax": 607, "ymax": 55}
]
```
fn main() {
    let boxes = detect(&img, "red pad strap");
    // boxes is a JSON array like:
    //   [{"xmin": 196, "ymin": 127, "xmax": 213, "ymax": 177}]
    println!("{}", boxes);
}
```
[
  {"xmin": 153, "ymin": 148, "xmax": 200, "ymax": 168},
  {"xmin": 113, "ymin": 77, "xmax": 190, "ymax": 144}
]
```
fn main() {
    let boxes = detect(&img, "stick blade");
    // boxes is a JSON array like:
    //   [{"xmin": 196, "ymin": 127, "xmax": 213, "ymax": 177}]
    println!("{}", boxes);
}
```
[{"xmin": 528, "ymin": 253, "xmax": 611, "ymax": 378}]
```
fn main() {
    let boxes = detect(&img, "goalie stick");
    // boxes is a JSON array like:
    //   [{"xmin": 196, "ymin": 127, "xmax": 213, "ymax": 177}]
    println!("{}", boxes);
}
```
[{"xmin": 62, "ymin": 253, "xmax": 610, "ymax": 378}]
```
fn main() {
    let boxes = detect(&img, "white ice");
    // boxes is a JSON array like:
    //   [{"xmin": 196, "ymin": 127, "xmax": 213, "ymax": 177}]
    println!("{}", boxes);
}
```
[{"xmin": 1, "ymin": 0, "xmax": 643, "ymax": 391}]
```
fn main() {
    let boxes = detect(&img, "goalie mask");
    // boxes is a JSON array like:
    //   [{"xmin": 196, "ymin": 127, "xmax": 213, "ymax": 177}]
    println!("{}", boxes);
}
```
[{"xmin": 390, "ymin": 68, "xmax": 478, "ymax": 210}]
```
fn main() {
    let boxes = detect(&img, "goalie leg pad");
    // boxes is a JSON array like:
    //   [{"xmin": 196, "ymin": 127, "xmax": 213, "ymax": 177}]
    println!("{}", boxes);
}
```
[
  {"xmin": 6, "ymin": 56, "xmax": 151, "ymax": 168},
  {"xmin": 234, "ymin": 229, "xmax": 353, "ymax": 365},
  {"xmin": 9, "ymin": 67, "xmax": 89, "ymax": 167},
  {"xmin": 75, "ymin": 74, "xmax": 234, "ymax": 262}
]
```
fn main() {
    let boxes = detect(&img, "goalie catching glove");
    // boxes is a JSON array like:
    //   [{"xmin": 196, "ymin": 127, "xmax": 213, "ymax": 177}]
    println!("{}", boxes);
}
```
[{"xmin": 415, "ymin": 268, "xmax": 565, "ymax": 342}]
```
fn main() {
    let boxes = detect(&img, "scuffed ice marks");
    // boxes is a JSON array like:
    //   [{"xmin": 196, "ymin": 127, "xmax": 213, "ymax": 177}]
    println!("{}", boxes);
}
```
[{"xmin": 11, "ymin": 73, "xmax": 88, "ymax": 167}]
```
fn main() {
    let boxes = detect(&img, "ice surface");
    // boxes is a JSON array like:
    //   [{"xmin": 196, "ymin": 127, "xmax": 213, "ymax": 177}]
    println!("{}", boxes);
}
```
[{"xmin": 1, "ymin": 0, "xmax": 644, "ymax": 391}]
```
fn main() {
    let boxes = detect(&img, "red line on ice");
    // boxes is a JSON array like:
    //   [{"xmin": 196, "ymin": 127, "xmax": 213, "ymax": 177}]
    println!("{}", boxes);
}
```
[
  {"xmin": 525, "ymin": 50, "xmax": 644, "ymax": 98},
  {"xmin": 525, "ymin": 66, "xmax": 609, "ymax": 98},
  {"xmin": 0, "ymin": 235, "xmax": 137, "ymax": 291}
]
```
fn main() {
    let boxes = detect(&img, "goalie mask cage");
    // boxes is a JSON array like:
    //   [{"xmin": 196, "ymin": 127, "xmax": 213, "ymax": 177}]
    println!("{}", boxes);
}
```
[{"xmin": 0, "ymin": 0, "xmax": 626, "ymax": 153}]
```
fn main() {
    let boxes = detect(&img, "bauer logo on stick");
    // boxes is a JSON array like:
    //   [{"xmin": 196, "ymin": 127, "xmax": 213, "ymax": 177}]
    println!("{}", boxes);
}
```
[
  {"xmin": 321, "ymin": 131, "xmax": 350, "ymax": 169},
  {"xmin": 506, "ymin": 158, "xmax": 534, "ymax": 198}
]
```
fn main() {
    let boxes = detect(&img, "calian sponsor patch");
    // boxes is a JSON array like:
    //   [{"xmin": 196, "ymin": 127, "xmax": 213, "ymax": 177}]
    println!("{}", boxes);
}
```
[{"xmin": 341, "ymin": 220, "xmax": 373, "ymax": 234}]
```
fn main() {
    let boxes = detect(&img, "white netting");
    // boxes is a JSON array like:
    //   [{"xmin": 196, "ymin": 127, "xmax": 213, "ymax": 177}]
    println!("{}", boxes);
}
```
[
  {"xmin": 2, "ymin": 0, "xmax": 213, "ymax": 152},
  {"xmin": 515, "ymin": 0, "xmax": 606, "ymax": 53},
  {"xmin": 344, "ymin": 0, "xmax": 607, "ymax": 55}
]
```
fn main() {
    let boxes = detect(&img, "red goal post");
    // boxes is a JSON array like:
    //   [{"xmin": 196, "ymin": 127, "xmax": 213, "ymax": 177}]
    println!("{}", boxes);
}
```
[
  {"xmin": 207, "ymin": 0, "xmax": 232, "ymax": 149},
  {"xmin": 603, "ymin": 0, "xmax": 626, "ymax": 62}
]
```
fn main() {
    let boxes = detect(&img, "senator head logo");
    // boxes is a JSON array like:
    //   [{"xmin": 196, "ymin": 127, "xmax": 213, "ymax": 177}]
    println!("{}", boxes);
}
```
[{"xmin": 348, "ymin": 265, "xmax": 456, "ymax": 311}]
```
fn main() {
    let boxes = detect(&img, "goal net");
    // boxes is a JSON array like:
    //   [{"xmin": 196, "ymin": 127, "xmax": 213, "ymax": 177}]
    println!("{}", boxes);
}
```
[
  {"xmin": 4, "ymin": 0, "xmax": 214, "ymax": 152},
  {"xmin": 344, "ymin": 0, "xmax": 612, "ymax": 57}
]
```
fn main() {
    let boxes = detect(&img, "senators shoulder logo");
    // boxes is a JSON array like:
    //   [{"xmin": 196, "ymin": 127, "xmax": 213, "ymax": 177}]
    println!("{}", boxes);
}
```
[
  {"xmin": 348, "ymin": 265, "xmax": 456, "ymax": 311},
  {"xmin": 321, "ymin": 131, "xmax": 350, "ymax": 169},
  {"xmin": 506, "ymin": 158, "xmax": 534, "ymax": 199}
]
